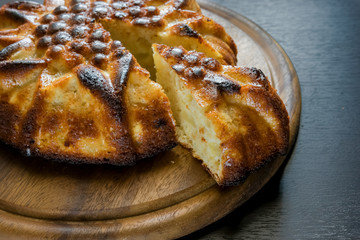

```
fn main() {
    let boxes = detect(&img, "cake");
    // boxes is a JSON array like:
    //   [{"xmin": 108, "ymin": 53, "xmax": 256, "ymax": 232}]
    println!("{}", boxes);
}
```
[
  {"xmin": 153, "ymin": 44, "xmax": 289, "ymax": 185},
  {"xmin": 0, "ymin": 0, "xmax": 289, "ymax": 185}
]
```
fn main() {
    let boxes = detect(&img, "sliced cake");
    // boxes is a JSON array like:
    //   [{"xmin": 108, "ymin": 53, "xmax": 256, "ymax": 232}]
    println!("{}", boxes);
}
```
[{"xmin": 153, "ymin": 44, "xmax": 289, "ymax": 185}]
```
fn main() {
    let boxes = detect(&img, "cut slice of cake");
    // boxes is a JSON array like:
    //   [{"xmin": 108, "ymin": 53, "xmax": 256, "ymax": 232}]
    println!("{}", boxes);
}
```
[{"xmin": 153, "ymin": 44, "xmax": 289, "ymax": 186}]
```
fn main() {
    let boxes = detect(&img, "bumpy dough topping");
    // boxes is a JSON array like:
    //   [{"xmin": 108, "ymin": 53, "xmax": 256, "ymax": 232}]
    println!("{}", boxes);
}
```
[{"xmin": 161, "ymin": 46, "xmax": 242, "ymax": 93}]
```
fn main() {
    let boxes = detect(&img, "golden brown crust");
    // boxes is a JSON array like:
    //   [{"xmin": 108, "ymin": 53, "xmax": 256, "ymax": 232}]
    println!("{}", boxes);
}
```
[
  {"xmin": 154, "ymin": 44, "xmax": 289, "ymax": 186},
  {"xmin": 218, "ymin": 84, "xmax": 290, "ymax": 185}
]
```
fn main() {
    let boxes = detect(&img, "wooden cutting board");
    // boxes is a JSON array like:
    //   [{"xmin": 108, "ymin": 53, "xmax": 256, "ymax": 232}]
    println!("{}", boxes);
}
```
[{"xmin": 0, "ymin": 1, "xmax": 301, "ymax": 239}]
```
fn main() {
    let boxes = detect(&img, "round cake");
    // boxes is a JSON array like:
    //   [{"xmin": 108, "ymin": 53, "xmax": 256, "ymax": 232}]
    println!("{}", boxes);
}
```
[{"xmin": 0, "ymin": 0, "xmax": 289, "ymax": 185}]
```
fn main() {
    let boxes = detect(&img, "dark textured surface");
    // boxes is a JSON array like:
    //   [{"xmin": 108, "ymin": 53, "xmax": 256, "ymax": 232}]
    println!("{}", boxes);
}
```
[{"xmin": 182, "ymin": 0, "xmax": 360, "ymax": 239}]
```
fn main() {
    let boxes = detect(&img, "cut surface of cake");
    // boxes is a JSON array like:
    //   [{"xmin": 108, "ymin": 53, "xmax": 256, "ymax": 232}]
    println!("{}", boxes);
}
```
[{"xmin": 153, "ymin": 44, "xmax": 289, "ymax": 186}]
